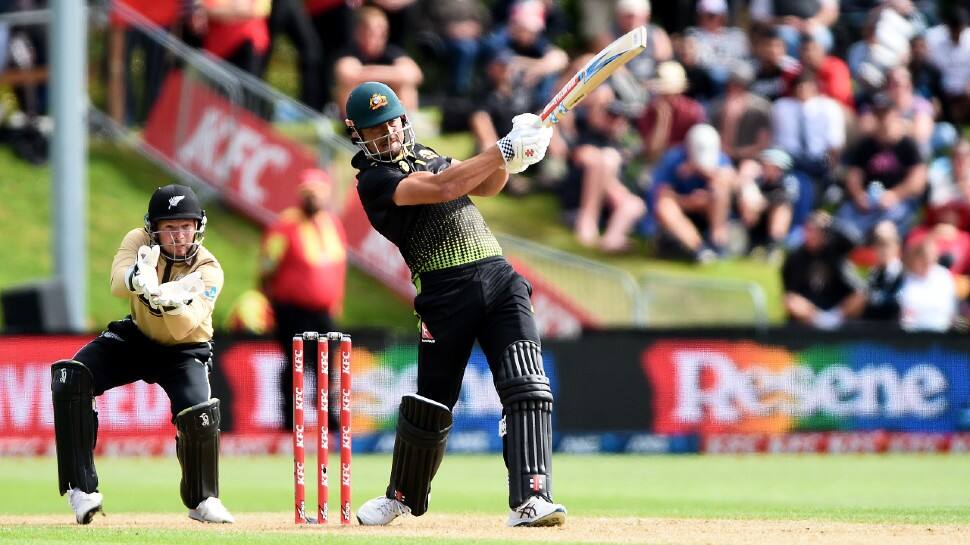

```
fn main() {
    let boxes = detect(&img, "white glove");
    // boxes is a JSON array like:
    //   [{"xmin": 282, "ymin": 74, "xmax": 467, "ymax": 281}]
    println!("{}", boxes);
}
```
[
  {"xmin": 812, "ymin": 309, "xmax": 844, "ymax": 330},
  {"xmin": 127, "ymin": 245, "xmax": 160, "ymax": 295},
  {"xmin": 497, "ymin": 113, "xmax": 553, "ymax": 174},
  {"xmin": 152, "ymin": 272, "xmax": 204, "ymax": 316}
]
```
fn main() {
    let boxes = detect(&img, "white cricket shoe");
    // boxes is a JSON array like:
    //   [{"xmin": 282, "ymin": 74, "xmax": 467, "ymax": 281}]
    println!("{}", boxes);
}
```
[
  {"xmin": 67, "ymin": 488, "xmax": 103, "ymax": 524},
  {"xmin": 507, "ymin": 496, "xmax": 567, "ymax": 527},
  {"xmin": 356, "ymin": 496, "xmax": 410, "ymax": 526},
  {"xmin": 188, "ymin": 497, "xmax": 235, "ymax": 523}
]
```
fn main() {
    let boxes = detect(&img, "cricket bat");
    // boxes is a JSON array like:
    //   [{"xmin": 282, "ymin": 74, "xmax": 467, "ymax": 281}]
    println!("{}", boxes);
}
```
[{"xmin": 539, "ymin": 26, "xmax": 647, "ymax": 127}]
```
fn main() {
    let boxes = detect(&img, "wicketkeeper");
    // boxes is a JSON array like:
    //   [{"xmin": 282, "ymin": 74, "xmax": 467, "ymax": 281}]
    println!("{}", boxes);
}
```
[
  {"xmin": 51, "ymin": 184, "xmax": 234, "ymax": 524},
  {"xmin": 346, "ymin": 81, "xmax": 567, "ymax": 527}
]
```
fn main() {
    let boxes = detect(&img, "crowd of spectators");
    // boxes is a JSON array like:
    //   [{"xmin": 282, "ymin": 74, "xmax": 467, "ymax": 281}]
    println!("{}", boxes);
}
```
[{"xmin": 3, "ymin": 0, "xmax": 970, "ymax": 332}]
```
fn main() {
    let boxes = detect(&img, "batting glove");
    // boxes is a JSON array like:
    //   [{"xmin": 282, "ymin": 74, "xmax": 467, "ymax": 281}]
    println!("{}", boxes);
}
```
[{"xmin": 497, "ymin": 114, "xmax": 553, "ymax": 174}]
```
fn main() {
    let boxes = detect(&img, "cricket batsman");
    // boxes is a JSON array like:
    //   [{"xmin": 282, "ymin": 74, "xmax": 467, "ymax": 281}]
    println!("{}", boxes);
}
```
[
  {"xmin": 51, "ymin": 184, "xmax": 234, "ymax": 524},
  {"xmin": 346, "ymin": 81, "xmax": 567, "ymax": 527}
]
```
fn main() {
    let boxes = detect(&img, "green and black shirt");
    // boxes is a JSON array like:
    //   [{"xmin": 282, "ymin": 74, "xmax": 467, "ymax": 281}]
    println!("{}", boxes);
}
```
[{"xmin": 353, "ymin": 142, "xmax": 503, "ymax": 277}]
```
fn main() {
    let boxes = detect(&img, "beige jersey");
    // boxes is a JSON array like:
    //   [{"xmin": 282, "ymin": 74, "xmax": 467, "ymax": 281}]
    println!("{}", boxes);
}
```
[{"xmin": 109, "ymin": 228, "xmax": 224, "ymax": 345}]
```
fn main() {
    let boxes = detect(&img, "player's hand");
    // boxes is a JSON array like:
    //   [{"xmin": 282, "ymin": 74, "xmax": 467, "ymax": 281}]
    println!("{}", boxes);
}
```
[
  {"xmin": 152, "ymin": 272, "xmax": 203, "ymax": 316},
  {"xmin": 127, "ymin": 245, "xmax": 160, "ymax": 295},
  {"xmin": 497, "ymin": 114, "xmax": 553, "ymax": 174}
]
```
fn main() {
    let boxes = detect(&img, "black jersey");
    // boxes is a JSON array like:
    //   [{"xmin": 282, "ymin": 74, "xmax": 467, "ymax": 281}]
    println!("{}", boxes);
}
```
[{"xmin": 353, "ymin": 143, "xmax": 503, "ymax": 276}]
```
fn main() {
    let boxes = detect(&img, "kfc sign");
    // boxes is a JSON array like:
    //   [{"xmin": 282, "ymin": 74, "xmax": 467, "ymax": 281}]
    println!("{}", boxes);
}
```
[{"xmin": 145, "ymin": 70, "xmax": 318, "ymax": 225}]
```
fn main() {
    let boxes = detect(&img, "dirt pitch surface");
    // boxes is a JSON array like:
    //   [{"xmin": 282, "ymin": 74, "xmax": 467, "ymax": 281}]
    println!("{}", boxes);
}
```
[{"xmin": 2, "ymin": 513, "xmax": 967, "ymax": 544}]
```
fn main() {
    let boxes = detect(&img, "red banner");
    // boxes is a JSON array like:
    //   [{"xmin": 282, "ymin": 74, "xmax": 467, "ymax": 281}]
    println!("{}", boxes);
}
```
[{"xmin": 144, "ymin": 70, "xmax": 318, "ymax": 225}]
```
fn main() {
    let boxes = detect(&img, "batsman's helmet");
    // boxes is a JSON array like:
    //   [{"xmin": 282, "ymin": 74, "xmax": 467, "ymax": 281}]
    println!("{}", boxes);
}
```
[
  {"xmin": 344, "ymin": 81, "xmax": 414, "ymax": 162},
  {"xmin": 144, "ymin": 184, "xmax": 207, "ymax": 262}
]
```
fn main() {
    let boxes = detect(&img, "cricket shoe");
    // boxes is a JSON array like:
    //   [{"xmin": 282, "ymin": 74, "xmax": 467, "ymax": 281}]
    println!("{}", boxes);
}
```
[
  {"xmin": 507, "ymin": 496, "xmax": 566, "ymax": 527},
  {"xmin": 189, "ymin": 497, "xmax": 235, "ymax": 523},
  {"xmin": 356, "ymin": 496, "xmax": 410, "ymax": 526},
  {"xmin": 67, "ymin": 488, "xmax": 103, "ymax": 524}
]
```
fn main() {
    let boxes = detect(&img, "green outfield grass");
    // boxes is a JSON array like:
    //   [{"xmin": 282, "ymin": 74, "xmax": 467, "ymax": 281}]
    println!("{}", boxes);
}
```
[{"xmin": 3, "ymin": 454, "xmax": 970, "ymax": 544}]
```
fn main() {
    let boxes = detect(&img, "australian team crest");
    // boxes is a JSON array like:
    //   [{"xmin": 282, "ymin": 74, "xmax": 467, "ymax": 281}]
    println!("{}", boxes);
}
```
[{"xmin": 369, "ymin": 93, "xmax": 389, "ymax": 110}]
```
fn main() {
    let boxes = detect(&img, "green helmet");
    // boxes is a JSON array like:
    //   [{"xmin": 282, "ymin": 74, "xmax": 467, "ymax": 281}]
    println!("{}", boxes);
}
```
[
  {"xmin": 345, "ymin": 81, "xmax": 406, "ymax": 129},
  {"xmin": 345, "ymin": 81, "xmax": 415, "ymax": 162}
]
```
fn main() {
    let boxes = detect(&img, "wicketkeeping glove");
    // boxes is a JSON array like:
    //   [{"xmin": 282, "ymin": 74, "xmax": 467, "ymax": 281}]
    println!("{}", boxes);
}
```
[
  {"xmin": 497, "ymin": 113, "xmax": 553, "ymax": 174},
  {"xmin": 152, "ymin": 271, "xmax": 204, "ymax": 316},
  {"xmin": 126, "ymin": 245, "xmax": 160, "ymax": 295}
]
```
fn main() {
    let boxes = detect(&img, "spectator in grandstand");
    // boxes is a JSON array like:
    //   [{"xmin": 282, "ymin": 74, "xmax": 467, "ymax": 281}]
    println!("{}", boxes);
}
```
[
  {"xmin": 771, "ymin": 69, "xmax": 845, "ymax": 183},
  {"xmin": 925, "ymin": 139, "xmax": 970, "ymax": 232},
  {"xmin": 907, "ymin": 219, "xmax": 970, "ymax": 281},
  {"xmin": 561, "ymin": 86, "xmax": 647, "ymax": 252},
  {"xmin": 334, "ymin": 6, "xmax": 423, "ymax": 115},
  {"xmin": 609, "ymin": 0, "xmax": 672, "ymax": 84},
  {"xmin": 418, "ymin": 0, "xmax": 491, "ymax": 96},
  {"xmin": 684, "ymin": 0, "xmax": 749, "ymax": 91},
  {"xmin": 491, "ymin": 0, "xmax": 570, "ymax": 42},
  {"xmin": 199, "ymin": 0, "xmax": 271, "ymax": 75},
  {"xmin": 861, "ymin": 220, "xmax": 905, "ymax": 322},
  {"xmin": 577, "ymin": 0, "xmax": 616, "ymax": 51},
  {"xmin": 736, "ymin": 148, "xmax": 812, "ymax": 258},
  {"xmin": 782, "ymin": 211, "xmax": 866, "ymax": 329},
  {"xmin": 708, "ymin": 63, "xmax": 773, "ymax": 163},
  {"xmin": 649, "ymin": 123, "xmax": 735, "ymax": 263},
  {"xmin": 674, "ymin": 34, "xmax": 717, "ymax": 105},
  {"xmin": 749, "ymin": 25, "xmax": 800, "ymax": 102},
  {"xmin": 259, "ymin": 168, "xmax": 347, "ymax": 431},
  {"xmin": 259, "ymin": 0, "xmax": 323, "ymax": 110},
  {"xmin": 50, "ymin": 185, "xmax": 234, "ymax": 525},
  {"xmin": 796, "ymin": 35, "xmax": 853, "ymax": 109},
  {"xmin": 602, "ymin": 0, "xmax": 673, "ymax": 116},
  {"xmin": 748, "ymin": 0, "xmax": 838, "ymax": 55},
  {"xmin": 106, "ymin": 0, "xmax": 178, "ymax": 125},
  {"xmin": 370, "ymin": 0, "xmax": 418, "ymax": 49},
  {"xmin": 859, "ymin": 67, "xmax": 937, "ymax": 159},
  {"xmin": 908, "ymin": 34, "xmax": 947, "ymax": 120},
  {"xmin": 845, "ymin": 16, "xmax": 894, "ymax": 100},
  {"xmin": 637, "ymin": 61, "xmax": 706, "ymax": 164},
  {"xmin": 925, "ymin": 7, "xmax": 970, "ymax": 124},
  {"xmin": 305, "ymin": 0, "xmax": 354, "ymax": 108},
  {"xmin": 898, "ymin": 238, "xmax": 957, "ymax": 332},
  {"xmin": 835, "ymin": 95, "xmax": 927, "ymax": 237},
  {"xmin": 468, "ymin": 49, "xmax": 533, "ymax": 153},
  {"xmin": 482, "ymin": 0, "xmax": 569, "ymax": 111}
]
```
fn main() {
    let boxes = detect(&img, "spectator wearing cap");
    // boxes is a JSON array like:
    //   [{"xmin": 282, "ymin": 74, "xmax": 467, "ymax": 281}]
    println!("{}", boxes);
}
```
[
  {"xmin": 469, "ymin": 49, "xmax": 534, "ymax": 154},
  {"xmin": 749, "ymin": 25, "xmax": 801, "ymax": 102},
  {"xmin": 771, "ymin": 69, "xmax": 845, "ymax": 182},
  {"xmin": 898, "ymin": 238, "xmax": 956, "ymax": 332},
  {"xmin": 736, "ymin": 148, "xmax": 813, "ymax": 256},
  {"xmin": 637, "ymin": 61, "xmax": 706, "ymax": 164},
  {"xmin": 684, "ymin": 0, "xmax": 749, "ymax": 90},
  {"xmin": 333, "ymin": 7, "xmax": 424, "ymax": 115},
  {"xmin": 649, "ymin": 124, "xmax": 735, "ymax": 262},
  {"xmin": 836, "ymin": 96, "xmax": 926, "ymax": 238},
  {"xmin": 708, "ymin": 63, "xmax": 773, "ymax": 163},
  {"xmin": 861, "ymin": 220, "xmax": 905, "ymax": 322},
  {"xmin": 259, "ymin": 168, "xmax": 347, "ymax": 430},
  {"xmin": 483, "ymin": 0, "xmax": 569, "ymax": 110},
  {"xmin": 782, "ymin": 211, "xmax": 866, "ymax": 330},
  {"xmin": 561, "ymin": 86, "xmax": 647, "ymax": 252},
  {"xmin": 796, "ymin": 35, "xmax": 853, "ymax": 109},
  {"xmin": 925, "ymin": 7, "xmax": 970, "ymax": 124},
  {"xmin": 748, "ymin": 0, "xmax": 839, "ymax": 56}
]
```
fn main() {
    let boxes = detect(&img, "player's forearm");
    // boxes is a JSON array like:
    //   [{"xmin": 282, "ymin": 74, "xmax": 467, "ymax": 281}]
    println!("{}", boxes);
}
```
[
  {"xmin": 470, "ymin": 166, "xmax": 509, "ymax": 196},
  {"xmin": 109, "ymin": 254, "xmax": 136, "ymax": 297},
  {"xmin": 432, "ymin": 146, "xmax": 505, "ymax": 200}
]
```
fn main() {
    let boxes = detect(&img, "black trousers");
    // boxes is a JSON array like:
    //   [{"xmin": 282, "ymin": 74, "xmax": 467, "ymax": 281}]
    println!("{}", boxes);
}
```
[
  {"xmin": 273, "ymin": 302, "xmax": 335, "ymax": 430},
  {"xmin": 73, "ymin": 317, "xmax": 213, "ymax": 420},
  {"xmin": 413, "ymin": 257, "xmax": 539, "ymax": 410}
]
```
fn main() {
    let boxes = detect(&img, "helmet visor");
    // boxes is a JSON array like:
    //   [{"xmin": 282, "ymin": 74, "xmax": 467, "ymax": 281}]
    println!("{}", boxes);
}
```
[{"xmin": 355, "ymin": 117, "xmax": 415, "ymax": 162}]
